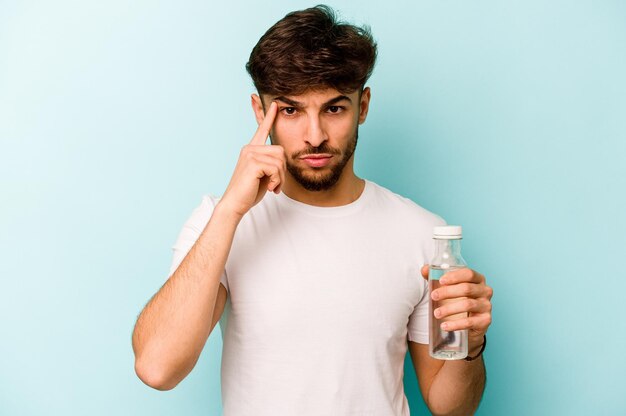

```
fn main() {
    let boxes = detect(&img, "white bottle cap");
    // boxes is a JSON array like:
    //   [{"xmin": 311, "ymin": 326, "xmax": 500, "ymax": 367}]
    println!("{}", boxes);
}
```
[{"xmin": 433, "ymin": 225, "xmax": 462, "ymax": 239}]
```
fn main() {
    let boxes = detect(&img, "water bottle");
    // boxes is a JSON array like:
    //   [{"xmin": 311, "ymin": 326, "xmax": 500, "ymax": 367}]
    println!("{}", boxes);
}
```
[{"xmin": 428, "ymin": 225, "xmax": 468, "ymax": 360}]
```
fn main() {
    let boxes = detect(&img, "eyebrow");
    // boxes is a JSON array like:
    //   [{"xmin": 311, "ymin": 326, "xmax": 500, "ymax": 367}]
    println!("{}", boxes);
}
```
[{"xmin": 272, "ymin": 95, "xmax": 352, "ymax": 108}]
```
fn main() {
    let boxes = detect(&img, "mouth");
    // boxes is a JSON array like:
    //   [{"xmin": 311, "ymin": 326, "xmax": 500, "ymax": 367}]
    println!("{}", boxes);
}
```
[{"xmin": 299, "ymin": 154, "xmax": 334, "ymax": 168}]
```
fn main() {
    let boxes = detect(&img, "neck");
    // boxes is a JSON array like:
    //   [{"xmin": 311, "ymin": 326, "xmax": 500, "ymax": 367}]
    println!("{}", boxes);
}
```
[{"xmin": 281, "ymin": 161, "xmax": 365, "ymax": 207}]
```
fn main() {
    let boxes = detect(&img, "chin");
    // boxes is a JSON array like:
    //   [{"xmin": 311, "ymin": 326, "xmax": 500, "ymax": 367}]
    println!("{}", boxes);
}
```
[{"xmin": 290, "ymin": 168, "xmax": 343, "ymax": 192}]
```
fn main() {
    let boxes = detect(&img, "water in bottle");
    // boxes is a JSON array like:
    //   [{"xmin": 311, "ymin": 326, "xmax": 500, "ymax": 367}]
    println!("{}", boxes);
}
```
[{"xmin": 428, "ymin": 226, "xmax": 468, "ymax": 360}]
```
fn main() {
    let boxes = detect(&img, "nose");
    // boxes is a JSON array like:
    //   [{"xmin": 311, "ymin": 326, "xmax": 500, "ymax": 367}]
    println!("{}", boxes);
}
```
[{"xmin": 305, "ymin": 115, "xmax": 327, "ymax": 148}]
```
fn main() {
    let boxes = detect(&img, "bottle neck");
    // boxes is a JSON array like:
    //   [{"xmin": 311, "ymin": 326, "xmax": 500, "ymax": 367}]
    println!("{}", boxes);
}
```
[
  {"xmin": 432, "ymin": 237, "xmax": 466, "ymax": 267},
  {"xmin": 435, "ymin": 238, "xmax": 462, "ymax": 255}
]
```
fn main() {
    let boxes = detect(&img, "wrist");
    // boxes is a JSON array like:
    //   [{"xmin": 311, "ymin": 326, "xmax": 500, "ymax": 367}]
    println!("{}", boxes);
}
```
[
  {"xmin": 468, "ymin": 340, "xmax": 482, "ymax": 357},
  {"xmin": 465, "ymin": 335, "xmax": 486, "ymax": 361},
  {"xmin": 214, "ymin": 200, "xmax": 245, "ymax": 224}
]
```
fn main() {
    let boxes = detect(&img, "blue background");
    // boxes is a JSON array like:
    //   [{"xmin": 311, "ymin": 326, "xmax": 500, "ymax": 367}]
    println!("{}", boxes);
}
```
[{"xmin": 1, "ymin": 1, "xmax": 624, "ymax": 414}]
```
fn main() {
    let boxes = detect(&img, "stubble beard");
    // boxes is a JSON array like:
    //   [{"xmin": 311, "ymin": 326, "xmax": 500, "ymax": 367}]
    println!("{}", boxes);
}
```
[{"xmin": 282, "ymin": 128, "xmax": 359, "ymax": 192}]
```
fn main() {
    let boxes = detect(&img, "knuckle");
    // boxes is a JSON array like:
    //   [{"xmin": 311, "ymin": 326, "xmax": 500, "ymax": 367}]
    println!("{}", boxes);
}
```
[
  {"xmin": 244, "ymin": 148, "xmax": 255, "ymax": 160},
  {"xmin": 486, "ymin": 286, "xmax": 494, "ymax": 298},
  {"xmin": 465, "ymin": 299, "xmax": 476, "ymax": 310},
  {"xmin": 462, "ymin": 283, "xmax": 473, "ymax": 296}
]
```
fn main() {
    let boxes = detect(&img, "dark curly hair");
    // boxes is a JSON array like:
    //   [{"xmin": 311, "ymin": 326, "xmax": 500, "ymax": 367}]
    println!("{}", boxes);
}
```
[{"xmin": 246, "ymin": 5, "xmax": 377, "ymax": 97}]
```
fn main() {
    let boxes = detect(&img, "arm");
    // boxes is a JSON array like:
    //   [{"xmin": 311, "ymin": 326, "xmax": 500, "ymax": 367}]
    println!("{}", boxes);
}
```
[
  {"xmin": 409, "ymin": 341, "xmax": 485, "ymax": 416},
  {"xmin": 132, "ymin": 205, "xmax": 241, "ymax": 391},
  {"xmin": 410, "ymin": 266, "xmax": 492, "ymax": 415},
  {"xmin": 132, "ymin": 100, "xmax": 285, "ymax": 390}
]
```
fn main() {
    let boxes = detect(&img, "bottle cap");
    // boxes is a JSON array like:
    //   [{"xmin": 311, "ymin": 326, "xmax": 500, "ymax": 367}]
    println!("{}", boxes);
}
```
[{"xmin": 433, "ymin": 225, "xmax": 462, "ymax": 239}]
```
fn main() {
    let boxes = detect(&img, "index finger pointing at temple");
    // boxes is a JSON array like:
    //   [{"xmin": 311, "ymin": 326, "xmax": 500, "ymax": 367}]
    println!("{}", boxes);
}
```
[{"xmin": 250, "ymin": 101, "xmax": 278, "ymax": 145}]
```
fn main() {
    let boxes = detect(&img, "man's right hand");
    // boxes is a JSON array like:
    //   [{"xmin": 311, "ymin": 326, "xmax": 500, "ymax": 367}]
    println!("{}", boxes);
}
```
[{"xmin": 219, "ymin": 101, "xmax": 285, "ymax": 218}]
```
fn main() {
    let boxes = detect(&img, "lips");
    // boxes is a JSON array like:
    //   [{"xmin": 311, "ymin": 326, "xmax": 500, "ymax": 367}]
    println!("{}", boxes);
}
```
[{"xmin": 300, "ymin": 154, "xmax": 333, "ymax": 168}]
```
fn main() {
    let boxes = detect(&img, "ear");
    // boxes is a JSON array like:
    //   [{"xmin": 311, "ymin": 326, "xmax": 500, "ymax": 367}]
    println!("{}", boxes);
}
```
[
  {"xmin": 358, "ymin": 87, "xmax": 371, "ymax": 125},
  {"xmin": 251, "ymin": 94, "xmax": 266, "ymax": 126}
]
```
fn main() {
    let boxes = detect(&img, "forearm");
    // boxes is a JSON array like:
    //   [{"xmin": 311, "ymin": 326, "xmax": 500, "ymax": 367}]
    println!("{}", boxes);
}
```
[
  {"xmin": 132, "ymin": 203, "xmax": 241, "ymax": 389},
  {"xmin": 427, "ymin": 352, "xmax": 486, "ymax": 416}
]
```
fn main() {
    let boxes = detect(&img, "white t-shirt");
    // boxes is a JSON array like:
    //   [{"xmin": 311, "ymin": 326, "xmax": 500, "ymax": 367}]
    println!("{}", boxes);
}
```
[{"xmin": 168, "ymin": 180, "xmax": 445, "ymax": 415}]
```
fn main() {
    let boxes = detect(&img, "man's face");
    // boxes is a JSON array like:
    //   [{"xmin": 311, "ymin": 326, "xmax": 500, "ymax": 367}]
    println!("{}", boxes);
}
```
[{"xmin": 254, "ymin": 87, "xmax": 371, "ymax": 192}]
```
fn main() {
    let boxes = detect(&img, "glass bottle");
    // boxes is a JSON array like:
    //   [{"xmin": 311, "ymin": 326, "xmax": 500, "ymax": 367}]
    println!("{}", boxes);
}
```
[{"xmin": 428, "ymin": 225, "xmax": 468, "ymax": 360}]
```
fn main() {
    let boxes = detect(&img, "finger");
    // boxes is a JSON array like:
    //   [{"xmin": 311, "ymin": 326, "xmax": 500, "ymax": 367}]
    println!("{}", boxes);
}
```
[
  {"xmin": 259, "ymin": 165, "xmax": 281, "ymax": 192},
  {"xmin": 274, "ymin": 157, "xmax": 287, "ymax": 195},
  {"xmin": 441, "ymin": 314, "xmax": 491, "ymax": 333},
  {"xmin": 434, "ymin": 298, "xmax": 490, "ymax": 319},
  {"xmin": 264, "ymin": 145, "xmax": 286, "ymax": 193},
  {"xmin": 439, "ymin": 268, "xmax": 485, "ymax": 285},
  {"xmin": 244, "ymin": 143, "xmax": 285, "ymax": 159},
  {"xmin": 432, "ymin": 282, "xmax": 487, "ymax": 301},
  {"xmin": 250, "ymin": 101, "xmax": 279, "ymax": 145},
  {"xmin": 251, "ymin": 154, "xmax": 284, "ymax": 191},
  {"xmin": 241, "ymin": 144, "xmax": 286, "ymax": 193},
  {"xmin": 420, "ymin": 264, "xmax": 429, "ymax": 279}
]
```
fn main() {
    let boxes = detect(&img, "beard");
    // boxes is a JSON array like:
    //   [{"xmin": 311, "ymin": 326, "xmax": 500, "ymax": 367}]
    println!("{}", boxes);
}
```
[{"xmin": 281, "ymin": 127, "xmax": 359, "ymax": 192}]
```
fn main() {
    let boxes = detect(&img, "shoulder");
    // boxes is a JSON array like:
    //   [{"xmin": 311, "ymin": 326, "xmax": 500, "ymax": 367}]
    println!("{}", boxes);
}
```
[
  {"xmin": 183, "ymin": 194, "xmax": 222, "ymax": 231},
  {"xmin": 366, "ymin": 180, "xmax": 446, "ymax": 228},
  {"xmin": 199, "ymin": 194, "xmax": 221, "ymax": 209}
]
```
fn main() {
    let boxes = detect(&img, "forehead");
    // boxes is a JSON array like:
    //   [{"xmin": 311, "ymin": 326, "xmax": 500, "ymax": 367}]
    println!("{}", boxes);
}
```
[{"xmin": 263, "ymin": 88, "xmax": 359, "ymax": 106}]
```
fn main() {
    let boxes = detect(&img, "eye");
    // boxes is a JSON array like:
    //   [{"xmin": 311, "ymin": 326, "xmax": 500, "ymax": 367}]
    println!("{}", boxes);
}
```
[
  {"xmin": 281, "ymin": 107, "xmax": 297, "ymax": 116},
  {"xmin": 327, "ymin": 106, "xmax": 343, "ymax": 114}
]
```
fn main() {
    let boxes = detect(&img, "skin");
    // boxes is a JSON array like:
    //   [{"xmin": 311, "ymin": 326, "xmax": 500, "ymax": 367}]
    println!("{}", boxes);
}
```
[
  {"xmin": 133, "ymin": 84, "xmax": 494, "ymax": 415},
  {"xmin": 247, "ymin": 87, "xmax": 371, "ymax": 207}
]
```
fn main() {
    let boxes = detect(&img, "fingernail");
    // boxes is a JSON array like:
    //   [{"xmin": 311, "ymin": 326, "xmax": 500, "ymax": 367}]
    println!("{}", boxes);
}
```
[
  {"xmin": 441, "ymin": 322, "xmax": 449, "ymax": 330},
  {"xmin": 440, "ymin": 278, "xmax": 447, "ymax": 284},
  {"xmin": 431, "ymin": 291, "xmax": 439, "ymax": 300},
  {"xmin": 434, "ymin": 309, "xmax": 441, "ymax": 318}
]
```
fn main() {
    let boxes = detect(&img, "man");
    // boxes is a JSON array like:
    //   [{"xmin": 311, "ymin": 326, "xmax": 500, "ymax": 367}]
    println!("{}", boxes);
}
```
[{"xmin": 132, "ymin": 5, "xmax": 493, "ymax": 415}]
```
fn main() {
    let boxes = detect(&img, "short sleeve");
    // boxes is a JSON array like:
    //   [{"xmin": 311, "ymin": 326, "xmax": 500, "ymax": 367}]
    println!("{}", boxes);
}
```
[
  {"xmin": 407, "ymin": 278, "xmax": 429, "ymax": 344},
  {"xmin": 167, "ymin": 195, "xmax": 229, "ymax": 292}
]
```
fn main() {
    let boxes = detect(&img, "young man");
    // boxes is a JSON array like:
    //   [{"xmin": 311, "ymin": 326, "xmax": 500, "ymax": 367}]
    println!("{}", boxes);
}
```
[{"xmin": 132, "ymin": 5, "xmax": 493, "ymax": 415}]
